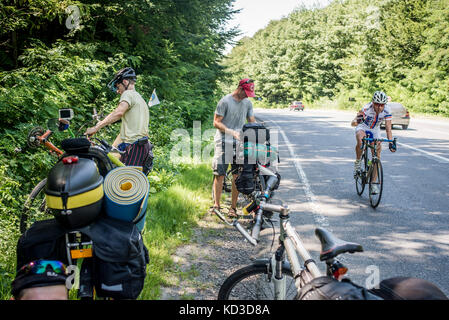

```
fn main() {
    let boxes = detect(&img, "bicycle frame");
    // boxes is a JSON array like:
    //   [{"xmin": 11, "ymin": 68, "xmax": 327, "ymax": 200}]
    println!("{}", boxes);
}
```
[
  {"xmin": 267, "ymin": 206, "xmax": 322, "ymax": 299},
  {"xmin": 359, "ymin": 137, "xmax": 395, "ymax": 180},
  {"xmin": 226, "ymin": 202, "xmax": 357, "ymax": 299}
]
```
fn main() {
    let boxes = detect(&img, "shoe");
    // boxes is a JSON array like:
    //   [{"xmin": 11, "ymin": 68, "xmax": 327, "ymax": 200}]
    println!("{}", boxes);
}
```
[
  {"xmin": 353, "ymin": 160, "xmax": 362, "ymax": 177},
  {"xmin": 370, "ymin": 185, "xmax": 379, "ymax": 195}
]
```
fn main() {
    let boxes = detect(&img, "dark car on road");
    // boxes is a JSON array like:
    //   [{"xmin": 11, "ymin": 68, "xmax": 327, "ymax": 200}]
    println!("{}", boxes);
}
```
[
  {"xmin": 381, "ymin": 102, "xmax": 410, "ymax": 130},
  {"xmin": 289, "ymin": 101, "xmax": 305, "ymax": 111}
]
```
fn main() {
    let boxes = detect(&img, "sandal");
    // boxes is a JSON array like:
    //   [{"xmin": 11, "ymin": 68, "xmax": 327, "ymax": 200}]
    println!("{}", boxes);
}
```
[
  {"xmin": 227, "ymin": 207, "xmax": 238, "ymax": 218},
  {"xmin": 209, "ymin": 205, "xmax": 221, "ymax": 213}
]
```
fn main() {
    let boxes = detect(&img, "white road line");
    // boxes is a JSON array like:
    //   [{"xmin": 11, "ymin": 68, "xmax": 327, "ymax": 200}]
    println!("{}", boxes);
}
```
[
  {"xmin": 397, "ymin": 142, "xmax": 449, "ymax": 164},
  {"xmin": 266, "ymin": 119, "xmax": 331, "ymax": 229}
]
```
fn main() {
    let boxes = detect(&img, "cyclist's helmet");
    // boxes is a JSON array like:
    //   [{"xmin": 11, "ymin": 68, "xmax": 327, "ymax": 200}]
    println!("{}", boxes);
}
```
[
  {"xmin": 372, "ymin": 91, "xmax": 388, "ymax": 104},
  {"xmin": 107, "ymin": 67, "xmax": 137, "ymax": 92}
]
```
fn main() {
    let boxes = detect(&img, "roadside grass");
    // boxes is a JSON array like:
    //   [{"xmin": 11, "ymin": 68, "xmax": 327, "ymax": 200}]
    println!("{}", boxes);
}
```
[{"xmin": 139, "ymin": 162, "xmax": 213, "ymax": 299}]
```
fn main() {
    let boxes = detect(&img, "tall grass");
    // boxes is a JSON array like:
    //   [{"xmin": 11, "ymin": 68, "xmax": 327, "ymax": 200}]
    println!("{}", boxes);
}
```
[{"xmin": 139, "ymin": 163, "xmax": 212, "ymax": 299}]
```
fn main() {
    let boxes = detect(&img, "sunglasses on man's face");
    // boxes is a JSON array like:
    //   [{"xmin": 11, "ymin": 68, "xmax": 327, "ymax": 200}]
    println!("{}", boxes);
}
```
[{"xmin": 17, "ymin": 260, "xmax": 67, "ymax": 277}]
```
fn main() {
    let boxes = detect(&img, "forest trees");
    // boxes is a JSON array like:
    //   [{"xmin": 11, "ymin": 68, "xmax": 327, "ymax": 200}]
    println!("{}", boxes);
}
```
[
  {"xmin": 0, "ymin": 0, "xmax": 238, "ymax": 287},
  {"xmin": 222, "ymin": 0, "xmax": 449, "ymax": 116}
]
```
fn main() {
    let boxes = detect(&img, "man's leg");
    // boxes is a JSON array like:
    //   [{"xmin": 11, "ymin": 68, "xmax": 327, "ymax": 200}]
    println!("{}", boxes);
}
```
[
  {"xmin": 355, "ymin": 130, "xmax": 366, "ymax": 160},
  {"xmin": 354, "ymin": 130, "xmax": 365, "ymax": 176},
  {"xmin": 213, "ymin": 174, "xmax": 225, "ymax": 208},
  {"xmin": 212, "ymin": 141, "xmax": 226, "ymax": 209},
  {"xmin": 231, "ymin": 173, "xmax": 239, "ymax": 210}
]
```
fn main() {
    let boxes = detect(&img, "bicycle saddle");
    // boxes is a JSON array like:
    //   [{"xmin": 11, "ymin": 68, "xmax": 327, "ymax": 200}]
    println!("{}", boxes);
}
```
[{"xmin": 315, "ymin": 227, "xmax": 363, "ymax": 261}]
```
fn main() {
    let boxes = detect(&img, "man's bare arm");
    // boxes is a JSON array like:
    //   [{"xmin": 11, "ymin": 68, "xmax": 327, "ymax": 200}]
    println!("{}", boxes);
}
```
[
  {"xmin": 96, "ymin": 101, "xmax": 129, "ymax": 130},
  {"xmin": 351, "ymin": 110, "xmax": 364, "ymax": 127},
  {"xmin": 214, "ymin": 113, "xmax": 240, "ymax": 140},
  {"xmin": 85, "ymin": 101, "xmax": 129, "ymax": 135},
  {"xmin": 385, "ymin": 119, "xmax": 393, "ymax": 140}
]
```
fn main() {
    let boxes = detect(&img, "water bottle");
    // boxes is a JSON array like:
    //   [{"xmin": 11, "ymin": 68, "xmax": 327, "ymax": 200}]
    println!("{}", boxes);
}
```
[{"xmin": 264, "ymin": 175, "xmax": 279, "ymax": 199}]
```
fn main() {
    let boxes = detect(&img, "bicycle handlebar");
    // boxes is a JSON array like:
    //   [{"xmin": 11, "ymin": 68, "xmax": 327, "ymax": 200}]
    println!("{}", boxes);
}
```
[{"xmin": 362, "ymin": 137, "xmax": 397, "ymax": 143}]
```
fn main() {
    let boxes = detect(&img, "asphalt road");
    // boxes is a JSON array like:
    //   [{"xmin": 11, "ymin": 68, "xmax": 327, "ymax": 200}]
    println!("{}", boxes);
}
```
[{"xmin": 255, "ymin": 108, "xmax": 449, "ymax": 296}]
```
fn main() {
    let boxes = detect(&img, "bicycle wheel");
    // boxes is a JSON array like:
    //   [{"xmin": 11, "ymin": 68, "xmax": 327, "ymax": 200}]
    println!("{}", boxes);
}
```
[
  {"xmin": 369, "ymin": 159, "xmax": 383, "ymax": 208},
  {"xmin": 20, "ymin": 178, "xmax": 52, "ymax": 233},
  {"xmin": 355, "ymin": 154, "xmax": 366, "ymax": 196},
  {"xmin": 218, "ymin": 262, "xmax": 297, "ymax": 300}
]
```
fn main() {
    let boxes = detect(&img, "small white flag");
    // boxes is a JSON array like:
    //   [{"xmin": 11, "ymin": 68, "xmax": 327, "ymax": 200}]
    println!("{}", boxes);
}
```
[{"xmin": 148, "ymin": 89, "xmax": 160, "ymax": 107}]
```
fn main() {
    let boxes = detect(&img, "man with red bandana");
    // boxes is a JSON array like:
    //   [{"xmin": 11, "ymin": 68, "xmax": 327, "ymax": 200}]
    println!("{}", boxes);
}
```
[{"xmin": 212, "ymin": 78, "xmax": 256, "ymax": 217}]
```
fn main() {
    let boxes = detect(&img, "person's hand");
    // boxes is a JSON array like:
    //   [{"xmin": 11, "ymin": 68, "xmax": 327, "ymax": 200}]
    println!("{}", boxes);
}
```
[
  {"xmin": 84, "ymin": 126, "xmax": 98, "ymax": 136},
  {"xmin": 389, "ymin": 141, "xmax": 397, "ymax": 153},
  {"xmin": 232, "ymin": 130, "xmax": 241, "ymax": 141}
]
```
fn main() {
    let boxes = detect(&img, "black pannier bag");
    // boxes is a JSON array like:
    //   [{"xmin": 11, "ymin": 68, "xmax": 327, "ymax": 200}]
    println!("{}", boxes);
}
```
[
  {"xmin": 79, "ymin": 217, "xmax": 149, "ymax": 300},
  {"xmin": 235, "ymin": 164, "xmax": 256, "ymax": 195},
  {"xmin": 16, "ymin": 219, "xmax": 69, "ymax": 270},
  {"xmin": 369, "ymin": 277, "xmax": 448, "ymax": 300},
  {"xmin": 297, "ymin": 276, "xmax": 383, "ymax": 300}
]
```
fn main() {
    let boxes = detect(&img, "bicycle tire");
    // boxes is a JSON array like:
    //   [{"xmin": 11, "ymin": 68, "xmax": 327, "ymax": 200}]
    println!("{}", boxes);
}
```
[
  {"xmin": 20, "ymin": 178, "xmax": 51, "ymax": 233},
  {"xmin": 369, "ymin": 159, "xmax": 383, "ymax": 208},
  {"xmin": 218, "ymin": 262, "xmax": 297, "ymax": 300}
]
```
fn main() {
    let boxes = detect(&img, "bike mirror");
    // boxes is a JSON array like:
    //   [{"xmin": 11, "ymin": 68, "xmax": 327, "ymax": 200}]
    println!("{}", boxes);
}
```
[{"xmin": 46, "ymin": 118, "xmax": 60, "ymax": 131}]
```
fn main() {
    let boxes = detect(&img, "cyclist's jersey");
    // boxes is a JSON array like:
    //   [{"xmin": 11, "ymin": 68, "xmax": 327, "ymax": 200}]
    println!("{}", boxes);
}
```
[{"xmin": 359, "ymin": 102, "xmax": 392, "ymax": 130}]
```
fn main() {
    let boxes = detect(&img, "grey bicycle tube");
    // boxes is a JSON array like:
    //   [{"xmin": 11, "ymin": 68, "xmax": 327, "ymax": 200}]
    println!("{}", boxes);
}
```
[
  {"xmin": 212, "ymin": 208, "xmax": 258, "ymax": 246},
  {"xmin": 251, "ymin": 208, "xmax": 263, "ymax": 242},
  {"xmin": 234, "ymin": 221, "xmax": 258, "ymax": 246},
  {"xmin": 212, "ymin": 208, "xmax": 232, "ymax": 225},
  {"xmin": 284, "ymin": 221, "xmax": 322, "ymax": 278},
  {"xmin": 271, "ymin": 254, "xmax": 287, "ymax": 300},
  {"xmin": 259, "ymin": 202, "xmax": 288, "ymax": 214}
]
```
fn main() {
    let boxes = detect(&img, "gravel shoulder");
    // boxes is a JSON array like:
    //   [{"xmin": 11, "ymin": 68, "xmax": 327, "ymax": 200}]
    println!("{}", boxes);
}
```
[{"xmin": 160, "ymin": 197, "xmax": 274, "ymax": 300}]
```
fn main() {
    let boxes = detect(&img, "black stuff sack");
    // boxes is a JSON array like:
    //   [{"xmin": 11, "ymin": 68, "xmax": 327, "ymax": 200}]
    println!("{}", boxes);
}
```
[
  {"xmin": 297, "ymin": 276, "xmax": 383, "ymax": 300},
  {"xmin": 235, "ymin": 164, "xmax": 256, "ymax": 195},
  {"xmin": 79, "ymin": 217, "xmax": 149, "ymax": 300},
  {"xmin": 16, "ymin": 219, "xmax": 69, "ymax": 270}
]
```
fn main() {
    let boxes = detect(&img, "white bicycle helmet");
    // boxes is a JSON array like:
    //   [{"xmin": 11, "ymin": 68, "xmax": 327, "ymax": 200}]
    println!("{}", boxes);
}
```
[{"xmin": 372, "ymin": 91, "xmax": 388, "ymax": 104}]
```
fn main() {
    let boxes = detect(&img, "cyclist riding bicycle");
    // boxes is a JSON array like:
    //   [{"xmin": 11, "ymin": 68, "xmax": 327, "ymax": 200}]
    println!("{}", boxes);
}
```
[
  {"xmin": 85, "ymin": 67, "xmax": 154, "ymax": 174},
  {"xmin": 351, "ymin": 91, "xmax": 396, "ymax": 195}
]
